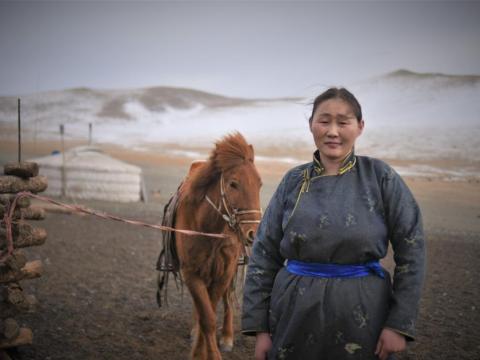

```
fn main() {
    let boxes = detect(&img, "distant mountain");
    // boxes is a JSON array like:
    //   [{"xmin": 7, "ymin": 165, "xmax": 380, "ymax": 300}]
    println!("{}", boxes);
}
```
[
  {"xmin": 97, "ymin": 86, "xmax": 261, "ymax": 120},
  {"xmin": 385, "ymin": 69, "xmax": 480, "ymax": 85},
  {"xmin": 0, "ymin": 85, "xmax": 259, "ymax": 123},
  {"xmin": 355, "ymin": 69, "xmax": 480, "ymax": 92},
  {"xmin": 0, "ymin": 72, "xmax": 479, "ymax": 165},
  {"xmin": 350, "ymin": 68, "xmax": 480, "ymax": 127},
  {"xmin": 0, "ymin": 85, "xmax": 301, "ymax": 129}
]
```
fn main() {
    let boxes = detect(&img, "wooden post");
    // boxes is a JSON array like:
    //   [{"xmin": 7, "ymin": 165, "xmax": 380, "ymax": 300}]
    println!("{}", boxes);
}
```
[
  {"xmin": 0, "ymin": 260, "xmax": 43, "ymax": 284},
  {"xmin": 0, "ymin": 175, "xmax": 48, "ymax": 194},
  {"xmin": 60, "ymin": 124, "xmax": 66, "ymax": 197},
  {"xmin": 17, "ymin": 98, "xmax": 21, "ymax": 163},
  {"xmin": 34, "ymin": 99, "xmax": 38, "ymax": 153},
  {"xmin": 88, "ymin": 122, "xmax": 92, "ymax": 145},
  {"xmin": 0, "ymin": 328, "xmax": 33, "ymax": 349}
]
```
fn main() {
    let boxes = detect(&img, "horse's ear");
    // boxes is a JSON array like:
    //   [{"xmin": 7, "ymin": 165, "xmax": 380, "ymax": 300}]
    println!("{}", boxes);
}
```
[
  {"xmin": 249, "ymin": 144, "xmax": 254, "ymax": 161},
  {"xmin": 188, "ymin": 160, "xmax": 206, "ymax": 177}
]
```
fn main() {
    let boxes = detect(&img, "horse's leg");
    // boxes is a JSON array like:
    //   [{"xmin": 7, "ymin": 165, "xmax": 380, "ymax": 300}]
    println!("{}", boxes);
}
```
[
  {"xmin": 219, "ymin": 290, "xmax": 234, "ymax": 352},
  {"xmin": 190, "ymin": 304, "xmax": 199, "ymax": 344},
  {"xmin": 193, "ymin": 325, "xmax": 207, "ymax": 360},
  {"xmin": 206, "ymin": 284, "xmax": 228, "ymax": 355},
  {"xmin": 208, "ymin": 263, "xmax": 237, "ymax": 354},
  {"xmin": 187, "ymin": 275, "xmax": 221, "ymax": 360}
]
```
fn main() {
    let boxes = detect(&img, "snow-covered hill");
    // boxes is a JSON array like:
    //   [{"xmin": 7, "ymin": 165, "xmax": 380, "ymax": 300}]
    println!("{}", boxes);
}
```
[
  {"xmin": 349, "ymin": 69, "xmax": 480, "ymax": 161},
  {"xmin": 1, "ymin": 70, "xmax": 479, "ymax": 170}
]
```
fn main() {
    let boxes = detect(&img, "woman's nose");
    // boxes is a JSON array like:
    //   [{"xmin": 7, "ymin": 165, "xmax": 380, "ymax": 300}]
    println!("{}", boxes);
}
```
[{"xmin": 327, "ymin": 124, "xmax": 339, "ymax": 136}]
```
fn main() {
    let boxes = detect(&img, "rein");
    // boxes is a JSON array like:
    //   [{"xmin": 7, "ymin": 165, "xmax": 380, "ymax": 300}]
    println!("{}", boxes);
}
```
[{"xmin": 205, "ymin": 173, "xmax": 262, "ymax": 251}]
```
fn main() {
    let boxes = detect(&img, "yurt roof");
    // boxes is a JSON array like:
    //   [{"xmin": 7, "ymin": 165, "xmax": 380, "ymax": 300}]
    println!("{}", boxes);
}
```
[{"xmin": 30, "ymin": 146, "xmax": 141, "ymax": 174}]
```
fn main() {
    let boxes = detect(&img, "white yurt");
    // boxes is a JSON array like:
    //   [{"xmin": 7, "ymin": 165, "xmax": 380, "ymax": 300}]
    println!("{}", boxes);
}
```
[{"xmin": 30, "ymin": 146, "xmax": 145, "ymax": 202}]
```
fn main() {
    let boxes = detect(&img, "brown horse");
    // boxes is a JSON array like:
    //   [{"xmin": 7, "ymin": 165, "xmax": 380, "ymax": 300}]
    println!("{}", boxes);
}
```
[{"xmin": 172, "ymin": 133, "xmax": 262, "ymax": 359}]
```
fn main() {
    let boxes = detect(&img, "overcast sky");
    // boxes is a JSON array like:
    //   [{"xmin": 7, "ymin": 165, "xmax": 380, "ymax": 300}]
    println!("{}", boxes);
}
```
[{"xmin": 1, "ymin": 1, "xmax": 479, "ymax": 98}]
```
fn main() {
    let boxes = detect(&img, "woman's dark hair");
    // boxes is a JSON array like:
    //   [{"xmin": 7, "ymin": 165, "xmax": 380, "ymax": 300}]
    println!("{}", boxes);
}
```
[{"xmin": 309, "ymin": 87, "xmax": 362, "ymax": 124}]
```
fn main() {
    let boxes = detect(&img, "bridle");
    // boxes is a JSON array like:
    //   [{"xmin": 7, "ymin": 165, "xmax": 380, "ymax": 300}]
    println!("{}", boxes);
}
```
[{"xmin": 205, "ymin": 173, "xmax": 262, "ymax": 249}]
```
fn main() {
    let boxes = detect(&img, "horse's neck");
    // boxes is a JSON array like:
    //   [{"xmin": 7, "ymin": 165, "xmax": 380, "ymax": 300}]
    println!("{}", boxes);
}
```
[
  {"xmin": 205, "ymin": 184, "xmax": 228, "ymax": 230},
  {"xmin": 187, "ymin": 182, "xmax": 226, "ymax": 233}
]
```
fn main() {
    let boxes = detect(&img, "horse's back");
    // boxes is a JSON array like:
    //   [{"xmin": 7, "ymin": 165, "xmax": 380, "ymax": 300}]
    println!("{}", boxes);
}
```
[
  {"xmin": 156, "ymin": 160, "xmax": 207, "ymax": 306},
  {"xmin": 156, "ymin": 160, "xmax": 205, "ymax": 272}
]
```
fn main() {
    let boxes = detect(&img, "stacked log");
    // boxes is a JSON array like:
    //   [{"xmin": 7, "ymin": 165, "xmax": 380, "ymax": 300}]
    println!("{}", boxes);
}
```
[{"xmin": 0, "ymin": 162, "xmax": 48, "ymax": 356}]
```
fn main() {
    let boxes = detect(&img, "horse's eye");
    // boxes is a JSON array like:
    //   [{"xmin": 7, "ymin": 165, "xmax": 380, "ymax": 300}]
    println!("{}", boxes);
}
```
[{"xmin": 229, "ymin": 181, "xmax": 239, "ymax": 189}]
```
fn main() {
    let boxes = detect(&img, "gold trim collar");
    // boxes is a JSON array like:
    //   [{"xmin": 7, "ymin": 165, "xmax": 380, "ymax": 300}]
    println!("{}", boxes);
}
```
[{"xmin": 313, "ymin": 149, "xmax": 356, "ymax": 175}]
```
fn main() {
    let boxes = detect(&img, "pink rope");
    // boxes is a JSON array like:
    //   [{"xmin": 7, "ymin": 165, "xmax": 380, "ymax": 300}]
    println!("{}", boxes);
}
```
[{"xmin": 0, "ymin": 191, "xmax": 228, "ymax": 264}]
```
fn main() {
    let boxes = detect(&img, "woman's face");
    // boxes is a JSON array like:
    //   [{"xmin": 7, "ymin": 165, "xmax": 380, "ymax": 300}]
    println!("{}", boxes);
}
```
[{"xmin": 310, "ymin": 98, "xmax": 364, "ymax": 162}]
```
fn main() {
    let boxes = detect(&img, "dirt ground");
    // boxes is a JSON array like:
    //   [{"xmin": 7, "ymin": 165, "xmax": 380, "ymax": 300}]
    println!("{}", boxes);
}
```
[{"xmin": 1, "ymin": 141, "xmax": 480, "ymax": 359}]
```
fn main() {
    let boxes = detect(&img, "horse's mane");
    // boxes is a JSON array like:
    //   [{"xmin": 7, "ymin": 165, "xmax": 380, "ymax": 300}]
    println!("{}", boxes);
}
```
[{"xmin": 182, "ymin": 132, "xmax": 254, "ymax": 204}]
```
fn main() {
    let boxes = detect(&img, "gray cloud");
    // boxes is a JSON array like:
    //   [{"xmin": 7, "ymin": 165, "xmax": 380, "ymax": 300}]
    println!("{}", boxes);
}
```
[{"xmin": 1, "ymin": 1, "xmax": 479, "ymax": 97}]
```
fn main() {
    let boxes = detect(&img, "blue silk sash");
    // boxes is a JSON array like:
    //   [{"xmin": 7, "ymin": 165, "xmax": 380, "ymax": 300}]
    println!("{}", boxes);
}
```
[{"xmin": 286, "ymin": 259, "xmax": 385, "ymax": 279}]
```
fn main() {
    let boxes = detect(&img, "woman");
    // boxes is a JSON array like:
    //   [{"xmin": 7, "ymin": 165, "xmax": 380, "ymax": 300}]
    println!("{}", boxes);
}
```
[{"xmin": 242, "ymin": 88, "xmax": 425, "ymax": 360}]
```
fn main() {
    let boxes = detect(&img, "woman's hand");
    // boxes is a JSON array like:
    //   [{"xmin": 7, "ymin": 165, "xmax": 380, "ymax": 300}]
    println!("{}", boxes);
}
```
[
  {"xmin": 375, "ymin": 328, "xmax": 406, "ymax": 360},
  {"xmin": 255, "ymin": 332, "xmax": 272, "ymax": 360}
]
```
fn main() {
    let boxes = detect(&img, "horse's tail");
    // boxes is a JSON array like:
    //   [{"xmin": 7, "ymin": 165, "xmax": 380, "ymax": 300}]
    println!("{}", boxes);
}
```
[
  {"xmin": 156, "ymin": 269, "xmax": 166, "ymax": 307},
  {"xmin": 156, "ymin": 247, "xmax": 169, "ymax": 307}
]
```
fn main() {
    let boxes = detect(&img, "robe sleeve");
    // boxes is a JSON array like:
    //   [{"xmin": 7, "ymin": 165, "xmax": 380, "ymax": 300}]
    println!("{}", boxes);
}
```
[
  {"xmin": 241, "ymin": 173, "xmax": 289, "ymax": 336},
  {"xmin": 381, "ymin": 165, "xmax": 426, "ymax": 341}
]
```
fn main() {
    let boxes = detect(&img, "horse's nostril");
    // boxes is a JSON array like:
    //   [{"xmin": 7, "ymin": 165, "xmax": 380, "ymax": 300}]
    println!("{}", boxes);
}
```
[{"xmin": 247, "ymin": 230, "xmax": 255, "ymax": 242}]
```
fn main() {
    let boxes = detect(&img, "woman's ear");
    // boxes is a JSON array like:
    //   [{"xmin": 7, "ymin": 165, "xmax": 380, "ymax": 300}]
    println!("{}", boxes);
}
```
[{"xmin": 358, "ymin": 119, "xmax": 365, "ymax": 135}]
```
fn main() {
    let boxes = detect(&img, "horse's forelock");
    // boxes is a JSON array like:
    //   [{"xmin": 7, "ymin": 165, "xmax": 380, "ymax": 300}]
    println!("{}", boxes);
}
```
[
  {"xmin": 212, "ymin": 132, "xmax": 254, "ymax": 172},
  {"xmin": 181, "ymin": 132, "xmax": 254, "ymax": 204}
]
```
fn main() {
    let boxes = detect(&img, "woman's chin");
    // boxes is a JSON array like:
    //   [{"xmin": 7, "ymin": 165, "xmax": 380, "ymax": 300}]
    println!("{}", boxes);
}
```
[{"xmin": 319, "ymin": 149, "xmax": 347, "ymax": 162}]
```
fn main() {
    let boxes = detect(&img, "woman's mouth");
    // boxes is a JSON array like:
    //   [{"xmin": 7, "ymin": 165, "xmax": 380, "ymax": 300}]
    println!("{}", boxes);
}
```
[{"xmin": 325, "ymin": 142, "xmax": 341, "ymax": 148}]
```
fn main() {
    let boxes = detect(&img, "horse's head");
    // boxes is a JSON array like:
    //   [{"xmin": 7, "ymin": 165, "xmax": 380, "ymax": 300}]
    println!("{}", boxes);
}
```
[
  {"xmin": 220, "ymin": 158, "xmax": 262, "ymax": 246},
  {"xmin": 183, "ymin": 132, "xmax": 262, "ymax": 247}
]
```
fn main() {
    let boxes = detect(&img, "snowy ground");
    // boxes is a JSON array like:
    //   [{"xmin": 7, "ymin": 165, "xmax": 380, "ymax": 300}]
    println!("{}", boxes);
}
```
[{"xmin": 1, "ymin": 70, "xmax": 479, "ymax": 179}]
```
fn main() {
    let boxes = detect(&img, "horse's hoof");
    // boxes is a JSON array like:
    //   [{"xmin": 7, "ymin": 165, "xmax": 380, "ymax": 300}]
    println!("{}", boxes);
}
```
[
  {"xmin": 219, "ymin": 338, "xmax": 233, "ymax": 352},
  {"xmin": 189, "ymin": 333, "xmax": 196, "ymax": 345},
  {"xmin": 220, "ymin": 343, "xmax": 233, "ymax": 352}
]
